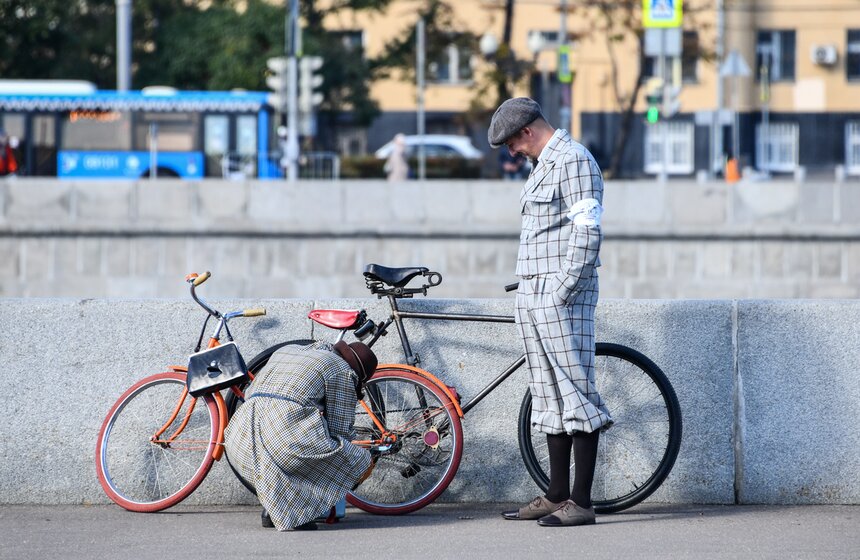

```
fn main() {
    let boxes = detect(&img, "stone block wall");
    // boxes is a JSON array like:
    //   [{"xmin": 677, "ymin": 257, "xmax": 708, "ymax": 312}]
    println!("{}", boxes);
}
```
[{"xmin": 1, "ymin": 178, "xmax": 859, "ymax": 299}]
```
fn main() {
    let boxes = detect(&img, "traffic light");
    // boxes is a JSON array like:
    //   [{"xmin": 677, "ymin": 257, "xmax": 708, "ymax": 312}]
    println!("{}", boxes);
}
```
[
  {"xmin": 298, "ymin": 56, "xmax": 324, "ymax": 136},
  {"xmin": 265, "ymin": 56, "xmax": 289, "ymax": 113},
  {"xmin": 644, "ymin": 77, "xmax": 663, "ymax": 124}
]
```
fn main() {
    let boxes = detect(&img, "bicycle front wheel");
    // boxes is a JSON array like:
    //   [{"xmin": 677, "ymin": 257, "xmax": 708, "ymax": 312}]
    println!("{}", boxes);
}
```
[
  {"xmin": 347, "ymin": 368, "xmax": 464, "ymax": 515},
  {"xmin": 95, "ymin": 372, "xmax": 219, "ymax": 512},
  {"xmin": 518, "ymin": 343, "xmax": 682, "ymax": 514}
]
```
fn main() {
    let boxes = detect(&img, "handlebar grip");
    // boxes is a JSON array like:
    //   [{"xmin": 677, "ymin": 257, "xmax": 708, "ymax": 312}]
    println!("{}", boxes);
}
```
[
  {"xmin": 192, "ymin": 271, "xmax": 211, "ymax": 286},
  {"xmin": 242, "ymin": 308, "xmax": 266, "ymax": 317},
  {"xmin": 504, "ymin": 282, "xmax": 519, "ymax": 293}
]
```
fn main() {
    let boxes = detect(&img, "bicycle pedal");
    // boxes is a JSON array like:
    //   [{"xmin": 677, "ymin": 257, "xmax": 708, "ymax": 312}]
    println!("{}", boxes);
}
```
[{"xmin": 400, "ymin": 463, "xmax": 421, "ymax": 478}]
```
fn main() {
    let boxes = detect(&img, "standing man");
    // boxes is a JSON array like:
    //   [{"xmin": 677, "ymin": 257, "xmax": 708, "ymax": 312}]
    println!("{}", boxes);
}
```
[{"xmin": 489, "ymin": 98, "xmax": 612, "ymax": 527}]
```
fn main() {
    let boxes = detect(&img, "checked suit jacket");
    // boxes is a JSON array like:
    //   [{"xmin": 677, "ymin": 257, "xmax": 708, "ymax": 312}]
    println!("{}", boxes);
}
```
[{"xmin": 516, "ymin": 129, "xmax": 602, "ymax": 300}]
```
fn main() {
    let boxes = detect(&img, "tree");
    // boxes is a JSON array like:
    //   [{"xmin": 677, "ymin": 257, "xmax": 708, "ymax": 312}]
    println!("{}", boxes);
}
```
[{"xmin": 575, "ymin": 0, "xmax": 711, "ymax": 178}]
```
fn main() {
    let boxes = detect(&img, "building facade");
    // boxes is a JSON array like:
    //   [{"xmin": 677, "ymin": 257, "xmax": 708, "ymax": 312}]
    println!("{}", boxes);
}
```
[{"xmin": 326, "ymin": 0, "xmax": 860, "ymax": 178}]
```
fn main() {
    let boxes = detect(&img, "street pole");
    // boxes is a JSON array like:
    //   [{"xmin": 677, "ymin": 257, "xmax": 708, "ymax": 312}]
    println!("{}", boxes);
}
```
[
  {"xmin": 761, "ymin": 52, "xmax": 770, "ymax": 177},
  {"xmin": 285, "ymin": 0, "xmax": 300, "ymax": 181},
  {"xmin": 417, "ymin": 18, "xmax": 426, "ymax": 181},
  {"xmin": 711, "ymin": 0, "xmax": 725, "ymax": 178},
  {"xmin": 116, "ymin": 0, "xmax": 131, "ymax": 91},
  {"xmin": 558, "ymin": 0, "xmax": 571, "ymax": 131},
  {"xmin": 659, "ymin": 29, "xmax": 669, "ymax": 183}
]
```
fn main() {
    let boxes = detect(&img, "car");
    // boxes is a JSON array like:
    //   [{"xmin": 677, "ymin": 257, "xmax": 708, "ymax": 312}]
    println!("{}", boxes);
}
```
[{"xmin": 374, "ymin": 134, "xmax": 483, "ymax": 160}]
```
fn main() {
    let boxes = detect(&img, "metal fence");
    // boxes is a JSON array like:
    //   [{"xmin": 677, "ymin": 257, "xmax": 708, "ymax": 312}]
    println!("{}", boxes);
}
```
[
  {"xmin": 644, "ymin": 121, "xmax": 695, "ymax": 175},
  {"xmin": 221, "ymin": 151, "xmax": 341, "ymax": 180}
]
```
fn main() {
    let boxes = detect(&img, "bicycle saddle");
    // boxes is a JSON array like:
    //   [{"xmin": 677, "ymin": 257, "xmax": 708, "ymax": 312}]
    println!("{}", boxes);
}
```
[{"xmin": 363, "ymin": 264, "xmax": 429, "ymax": 287}]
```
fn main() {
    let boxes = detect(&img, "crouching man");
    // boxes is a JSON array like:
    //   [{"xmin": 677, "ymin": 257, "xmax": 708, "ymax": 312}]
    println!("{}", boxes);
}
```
[{"xmin": 225, "ymin": 341, "xmax": 377, "ymax": 531}]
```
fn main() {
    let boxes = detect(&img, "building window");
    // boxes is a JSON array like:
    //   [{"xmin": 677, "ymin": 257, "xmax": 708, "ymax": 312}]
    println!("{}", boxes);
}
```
[
  {"xmin": 848, "ymin": 30, "xmax": 860, "ymax": 81},
  {"xmin": 428, "ymin": 42, "xmax": 473, "ymax": 84},
  {"xmin": 756, "ymin": 30, "xmax": 796, "ymax": 82},
  {"xmin": 642, "ymin": 31, "xmax": 699, "ymax": 84},
  {"xmin": 846, "ymin": 121, "xmax": 860, "ymax": 174},
  {"xmin": 643, "ymin": 121, "xmax": 694, "ymax": 175},
  {"xmin": 756, "ymin": 122, "xmax": 799, "ymax": 172}
]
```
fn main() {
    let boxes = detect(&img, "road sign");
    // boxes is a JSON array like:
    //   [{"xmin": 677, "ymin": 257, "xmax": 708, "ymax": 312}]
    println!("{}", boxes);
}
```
[
  {"xmin": 643, "ymin": 0, "xmax": 683, "ymax": 28},
  {"xmin": 719, "ymin": 50, "xmax": 751, "ymax": 77},
  {"xmin": 557, "ymin": 45, "xmax": 572, "ymax": 84}
]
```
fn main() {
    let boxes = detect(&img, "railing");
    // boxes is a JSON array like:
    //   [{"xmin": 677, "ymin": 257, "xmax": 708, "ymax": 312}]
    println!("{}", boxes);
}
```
[
  {"xmin": 644, "ymin": 121, "xmax": 694, "ymax": 175},
  {"xmin": 756, "ymin": 122, "xmax": 799, "ymax": 173},
  {"xmin": 220, "ymin": 151, "xmax": 341, "ymax": 180}
]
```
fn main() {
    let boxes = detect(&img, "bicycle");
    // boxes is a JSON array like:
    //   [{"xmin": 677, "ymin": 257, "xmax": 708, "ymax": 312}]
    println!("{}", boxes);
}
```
[
  {"xmin": 95, "ymin": 272, "xmax": 277, "ymax": 513},
  {"xmin": 229, "ymin": 264, "xmax": 683, "ymax": 516}
]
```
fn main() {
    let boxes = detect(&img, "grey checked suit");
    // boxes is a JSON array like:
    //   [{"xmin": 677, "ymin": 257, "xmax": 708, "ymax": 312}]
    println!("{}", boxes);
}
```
[
  {"xmin": 514, "ymin": 130, "xmax": 613, "ymax": 435},
  {"xmin": 224, "ymin": 342, "xmax": 371, "ymax": 530}
]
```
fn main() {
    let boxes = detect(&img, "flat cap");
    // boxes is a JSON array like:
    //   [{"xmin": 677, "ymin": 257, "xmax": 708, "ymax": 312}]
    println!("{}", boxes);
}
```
[{"xmin": 488, "ymin": 97, "xmax": 545, "ymax": 148}]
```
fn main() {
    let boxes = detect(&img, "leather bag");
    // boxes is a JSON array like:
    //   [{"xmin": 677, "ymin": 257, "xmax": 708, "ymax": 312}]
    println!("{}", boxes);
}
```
[{"xmin": 186, "ymin": 342, "xmax": 248, "ymax": 397}]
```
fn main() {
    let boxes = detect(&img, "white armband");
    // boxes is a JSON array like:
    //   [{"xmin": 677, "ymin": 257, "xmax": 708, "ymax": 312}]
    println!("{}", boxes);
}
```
[{"xmin": 567, "ymin": 198, "xmax": 603, "ymax": 227}]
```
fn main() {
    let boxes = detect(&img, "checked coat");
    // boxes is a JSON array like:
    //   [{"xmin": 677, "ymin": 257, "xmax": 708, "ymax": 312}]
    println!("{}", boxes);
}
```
[
  {"xmin": 224, "ymin": 342, "xmax": 371, "ymax": 530},
  {"xmin": 514, "ymin": 129, "xmax": 613, "ymax": 435}
]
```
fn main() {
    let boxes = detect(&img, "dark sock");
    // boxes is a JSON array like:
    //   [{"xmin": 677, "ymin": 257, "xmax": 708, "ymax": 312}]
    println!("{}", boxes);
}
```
[
  {"xmin": 570, "ymin": 429, "xmax": 600, "ymax": 509},
  {"xmin": 544, "ymin": 433, "xmax": 573, "ymax": 503}
]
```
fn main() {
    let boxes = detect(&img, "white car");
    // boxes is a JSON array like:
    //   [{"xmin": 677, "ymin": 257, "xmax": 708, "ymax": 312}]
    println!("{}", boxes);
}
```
[{"xmin": 374, "ymin": 135, "xmax": 483, "ymax": 160}]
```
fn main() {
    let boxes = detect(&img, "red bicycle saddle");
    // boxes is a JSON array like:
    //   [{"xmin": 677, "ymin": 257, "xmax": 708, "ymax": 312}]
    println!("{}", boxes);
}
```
[{"xmin": 308, "ymin": 309, "xmax": 362, "ymax": 329}]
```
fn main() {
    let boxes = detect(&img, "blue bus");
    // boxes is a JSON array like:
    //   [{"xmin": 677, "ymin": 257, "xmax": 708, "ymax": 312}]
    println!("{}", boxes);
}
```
[{"xmin": 0, "ymin": 80, "xmax": 279, "ymax": 179}]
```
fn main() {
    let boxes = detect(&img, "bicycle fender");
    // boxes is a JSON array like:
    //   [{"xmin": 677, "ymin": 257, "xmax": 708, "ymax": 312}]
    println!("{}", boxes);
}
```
[
  {"xmin": 212, "ymin": 391, "xmax": 228, "ymax": 461},
  {"xmin": 376, "ymin": 364, "xmax": 465, "ymax": 418}
]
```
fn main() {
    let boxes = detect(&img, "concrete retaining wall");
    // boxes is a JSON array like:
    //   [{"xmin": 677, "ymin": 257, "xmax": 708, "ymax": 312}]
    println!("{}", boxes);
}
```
[
  {"xmin": 2, "ymin": 178, "xmax": 860, "ymax": 299},
  {"xmin": 1, "ymin": 296, "xmax": 858, "ymax": 506}
]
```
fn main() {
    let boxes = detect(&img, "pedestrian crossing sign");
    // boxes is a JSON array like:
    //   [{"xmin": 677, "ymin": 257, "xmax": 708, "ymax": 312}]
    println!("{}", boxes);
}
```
[{"xmin": 643, "ymin": 0, "xmax": 683, "ymax": 28}]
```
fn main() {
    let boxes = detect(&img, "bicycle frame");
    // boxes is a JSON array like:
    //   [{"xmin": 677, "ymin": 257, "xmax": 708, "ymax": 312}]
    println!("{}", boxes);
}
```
[{"xmin": 361, "ymin": 294, "xmax": 527, "ymax": 416}]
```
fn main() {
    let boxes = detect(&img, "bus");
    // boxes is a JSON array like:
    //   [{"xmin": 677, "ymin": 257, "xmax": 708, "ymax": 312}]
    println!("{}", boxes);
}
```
[{"xmin": 0, "ymin": 80, "xmax": 281, "ymax": 179}]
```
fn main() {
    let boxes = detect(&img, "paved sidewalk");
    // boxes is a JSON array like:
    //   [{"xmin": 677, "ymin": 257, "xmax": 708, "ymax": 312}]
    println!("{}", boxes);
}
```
[{"xmin": 1, "ymin": 503, "xmax": 857, "ymax": 560}]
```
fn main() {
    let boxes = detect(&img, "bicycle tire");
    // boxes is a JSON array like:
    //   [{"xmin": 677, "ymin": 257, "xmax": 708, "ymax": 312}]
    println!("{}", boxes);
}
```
[
  {"xmin": 223, "ymin": 339, "xmax": 316, "ymax": 495},
  {"xmin": 347, "ymin": 368, "xmax": 464, "ymax": 515},
  {"xmin": 517, "ymin": 343, "xmax": 682, "ymax": 514},
  {"xmin": 95, "ymin": 372, "xmax": 219, "ymax": 512}
]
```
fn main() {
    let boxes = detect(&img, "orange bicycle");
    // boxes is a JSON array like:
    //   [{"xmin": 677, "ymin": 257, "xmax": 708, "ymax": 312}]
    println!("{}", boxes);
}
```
[{"xmin": 94, "ymin": 272, "xmax": 277, "ymax": 512}]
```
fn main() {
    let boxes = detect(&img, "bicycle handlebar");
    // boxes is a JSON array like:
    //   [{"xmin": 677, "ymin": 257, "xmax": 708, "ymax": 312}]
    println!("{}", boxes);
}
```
[
  {"xmin": 192, "ymin": 271, "xmax": 211, "ymax": 286},
  {"xmin": 242, "ymin": 308, "xmax": 266, "ymax": 317},
  {"xmin": 504, "ymin": 282, "xmax": 519, "ymax": 293}
]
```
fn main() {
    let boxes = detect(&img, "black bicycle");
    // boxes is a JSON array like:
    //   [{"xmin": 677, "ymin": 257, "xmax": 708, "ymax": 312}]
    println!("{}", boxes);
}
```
[{"xmin": 226, "ymin": 264, "xmax": 682, "ymax": 515}]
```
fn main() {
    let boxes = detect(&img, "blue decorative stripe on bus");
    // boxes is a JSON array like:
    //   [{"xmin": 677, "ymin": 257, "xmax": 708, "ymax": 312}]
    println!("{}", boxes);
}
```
[
  {"xmin": 0, "ymin": 90, "xmax": 269, "ymax": 112},
  {"xmin": 58, "ymin": 151, "xmax": 204, "ymax": 179}
]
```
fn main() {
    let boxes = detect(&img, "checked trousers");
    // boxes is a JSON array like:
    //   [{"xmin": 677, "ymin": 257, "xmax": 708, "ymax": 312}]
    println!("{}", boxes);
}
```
[{"xmin": 515, "ymin": 271, "xmax": 613, "ymax": 435}]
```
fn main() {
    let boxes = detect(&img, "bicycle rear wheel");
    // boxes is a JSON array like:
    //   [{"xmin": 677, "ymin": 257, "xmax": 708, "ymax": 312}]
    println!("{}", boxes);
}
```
[
  {"xmin": 347, "ymin": 368, "xmax": 464, "ymax": 515},
  {"xmin": 518, "ymin": 343, "xmax": 682, "ymax": 514},
  {"xmin": 96, "ymin": 372, "xmax": 219, "ymax": 512}
]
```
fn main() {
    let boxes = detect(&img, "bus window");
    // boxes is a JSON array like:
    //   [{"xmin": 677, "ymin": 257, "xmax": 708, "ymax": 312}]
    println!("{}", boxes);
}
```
[
  {"xmin": 204, "ymin": 114, "xmax": 229, "ymax": 177},
  {"xmin": 62, "ymin": 110, "xmax": 132, "ymax": 151},
  {"xmin": 133, "ymin": 112, "xmax": 197, "ymax": 152},
  {"xmin": 1, "ymin": 113, "xmax": 25, "ymax": 175}
]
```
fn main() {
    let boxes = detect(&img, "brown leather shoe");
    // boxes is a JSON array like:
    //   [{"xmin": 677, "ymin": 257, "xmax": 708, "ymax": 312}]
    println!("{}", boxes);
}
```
[
  {"xmin": 536, "ymin": 499, "xmax": 596, "ymax": 527},
  {"xmin": 501, "ymin": 496, "xmax": 564, "ymax": 520}
]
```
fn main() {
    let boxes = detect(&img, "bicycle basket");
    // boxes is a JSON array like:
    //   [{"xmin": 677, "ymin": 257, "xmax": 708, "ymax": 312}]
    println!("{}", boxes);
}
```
[{"xmin": 186, "ymin": 342, "xmax": 249, "ymax": 397}]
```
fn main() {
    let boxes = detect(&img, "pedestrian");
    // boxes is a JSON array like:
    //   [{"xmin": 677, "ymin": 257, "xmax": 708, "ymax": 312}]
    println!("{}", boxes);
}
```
[
  {"xmin": 499, "ymin": 148, "xmax": 528, "ymax": 180},
  {"xmin": 488, "ymin": 97, "xmax": 612, "ymax": 527},
  {"xmin": 0, "ymin": 131, "xmax": 18, "ymax": 177},
  {"xmin": 224, "ymin": 340, "xmax": 377, "ymax": 531},
  {"xmin": 384, "ymin": 133, "xmax": 409, "ymax": 181}
]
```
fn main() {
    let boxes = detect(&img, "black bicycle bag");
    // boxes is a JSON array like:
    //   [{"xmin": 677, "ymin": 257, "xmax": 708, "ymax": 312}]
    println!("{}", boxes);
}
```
[{"xmin": 186, "ymin": 342, "xmax": 248, "ymax": 397}]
